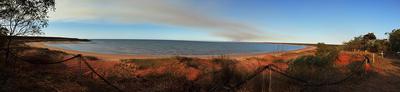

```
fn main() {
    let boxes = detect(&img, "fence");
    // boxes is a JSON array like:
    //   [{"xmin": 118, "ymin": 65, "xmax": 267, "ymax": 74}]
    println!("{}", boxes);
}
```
[
  {"xmin": 2, "ymin": 48, "xmax": 370, "ymax": 92},
  {"xmin": 6, "ymin": 52, "xmax": 125, "ymax": 92},
  {"xmin": 178, "ymin": 54, "xmax": 370, "ymax": 92}
]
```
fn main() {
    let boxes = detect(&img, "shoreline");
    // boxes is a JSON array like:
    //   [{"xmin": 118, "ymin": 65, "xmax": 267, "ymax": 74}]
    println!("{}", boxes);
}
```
[{"xmin": 26, "ymin": 42, "xmax": 316, "ymax": 61}]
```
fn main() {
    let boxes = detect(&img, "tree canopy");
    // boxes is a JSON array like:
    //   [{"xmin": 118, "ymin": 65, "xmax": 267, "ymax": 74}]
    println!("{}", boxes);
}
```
[
  {"xmin": 363, "ymin": 32, "xmax": 377, "ymax": 40},
  {"xmin": 0, "ymin": 0, "xmax": 55, "ymax": 36},
  {"xmin": 388, "ymin": 29, "xmax": 400, "ymax": 53},
  {"xmin": 344, "ymin": 32, "xmax": 389, "ymax": 53},
  {"xmin": 0, "ymin": 0, "xmax": 55, "ymax": 63}
]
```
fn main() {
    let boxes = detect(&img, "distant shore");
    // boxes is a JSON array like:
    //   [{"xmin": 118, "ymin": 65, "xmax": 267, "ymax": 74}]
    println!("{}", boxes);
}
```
[
  {"xmin": 11, "ymin": 36, "xmax": 90, "ymax": 42},
  {"xmin": 26, "ymin": 41, "xmax": 316, "ymax": 61},
  {"xmin": 27, "ymin": 42, "xmax": 152, "ymax": 61}
]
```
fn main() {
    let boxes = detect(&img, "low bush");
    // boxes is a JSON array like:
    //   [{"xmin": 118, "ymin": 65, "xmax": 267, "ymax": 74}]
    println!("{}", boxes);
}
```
[
  {"xmin": 205, "ymin": 58, "xmax": 249, "ymax": 91},
  {"xmin": 121, "ymin": 58, "xmax": 175, "ymax": 69},
  {"xmin": 287, "ymin": 55, "xmax": 341, "ymax": 82},
  {"xmin": 287, "ymin": 43, "xmax": 341, "ymax": 84},
  {"xmin": 122, "ymin": 59, "xmax": 157, "ymax": 69},
  {"xmin": 15, "ymin": 48, "xmax": 67, "ymax": 64},
  {"xmin": 343, "ymin": 33, "xmax": 390, "ymax": 53},
  {"xmin": 176, "ymin": 56, "xmax": 202, "ymax": 69},
  {"xmin": 84, "ymin": 56, "xmax": 100, "ymax": 61},
  {"xmin": 388, "ymin": 29, "xmax": 400, "ymax": 54}
]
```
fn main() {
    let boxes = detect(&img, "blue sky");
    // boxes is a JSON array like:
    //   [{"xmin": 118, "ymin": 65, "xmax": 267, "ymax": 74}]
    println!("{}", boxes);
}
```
[{"xmin": 44, "ymin": 0, "xmax": 400, "ymax": 44}]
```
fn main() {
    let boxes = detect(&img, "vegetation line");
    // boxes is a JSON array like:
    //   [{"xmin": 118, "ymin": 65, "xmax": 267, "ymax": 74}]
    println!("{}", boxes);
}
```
[
  {"xmin": 228, "ymin": 56, "xmax": 369, "ymax": 91},
  {"xmin": 81, "ymin": 57, "xmax": 125, "ymax": 92},
  {"xmin": 7, "ymin": 52, "xmax": 124, "ymax": 92}
]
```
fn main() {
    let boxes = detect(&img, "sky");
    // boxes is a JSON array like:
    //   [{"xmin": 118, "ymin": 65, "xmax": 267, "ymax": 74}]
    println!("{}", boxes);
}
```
[{"xmin": 43, "ymin": 0, "xmax": 400, "ymax": 44}]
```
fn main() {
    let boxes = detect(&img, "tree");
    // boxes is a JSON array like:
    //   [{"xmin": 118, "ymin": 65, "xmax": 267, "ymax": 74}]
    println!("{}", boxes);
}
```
[
  {"xmin": 0, "ymin": 0, "xmax": 55, "ymax": 36},
  {"xmin": 316, "ymin": 43, "xmax": 339, "ymax": 61},
  {"xmin": 0, "ymin": 27, "xmax": 6, "ymax": 35},
  {"xmin": 363, "ymin": 32, "xmax": 377, "ymax": 41},
  {"xmin": 0, "ymin": 27, "xmax": 7, "ymax": 48},
  {"xmin": 0, "ymin": 27, "xmax": 6, "ymax": 48},
  {"xmin": 366, "ymin": 39, "xmax": 389, "ymax": 53},
  {"xmin": 343, "ymin": 36, "xmax": 364, "ymax": 51},
  {"xmin": 344, "ymin": 32, "xmax": 389, "ymax": 53},
  {"xmin": 0, "ymin": 0, "xmax": 55, "ymax": 64},
  {"xmin": 388, "ymin": 29, "xmax": 400, "ymax": 53}
]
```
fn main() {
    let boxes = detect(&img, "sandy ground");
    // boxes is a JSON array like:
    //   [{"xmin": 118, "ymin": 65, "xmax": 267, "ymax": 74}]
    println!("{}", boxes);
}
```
[
  {"xmin": 26, "ymin": 42, "xmax": 316, "ymax": 61},
  {"xmin": 21, "ymin": 42, "xmax": 400, "ymax": 92}
]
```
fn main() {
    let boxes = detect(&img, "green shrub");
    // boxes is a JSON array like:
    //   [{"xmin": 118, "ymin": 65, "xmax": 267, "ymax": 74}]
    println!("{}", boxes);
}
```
[
  {"xmin": 176, "ymin": 57, "xmax": 202, "ymax": 69},
  {"xmin": 84, "ymin": 56, "xmax": 100, "ymax": 61},
  {"xmin": 287, "ymin": 43, "xmax": 340, "ymax": 83},
  {"xmin": 18, "ymin": 48, "xmax": 68, "ymax": 63},
  {"xmin": 388, "ymin": 29, "xmax": 400, "ymax": 53},
  {"xmin": 344, "ymin": 36, "xmax": 364, "ymax": 51},
  {"xmin": 344, "ymin": 32, "xmax": 390, "ymax": 53},
  {"xmin": 122, "ymin": 59, "xmax": 157, "ymax": 69},
  {"xmin": 316, "ymin": 43, "xmax": 339, "ymax": 61},
  {"xmin": 121, "ymin": 58, "xmax": 174, "ymax": 69},
  {"xmin": 287, "ymin": 55, "xmax": 340, "ymax": 82},
  {"xmin": 207, "ymin": 58, "xmax": 248, "ymax": 91}
]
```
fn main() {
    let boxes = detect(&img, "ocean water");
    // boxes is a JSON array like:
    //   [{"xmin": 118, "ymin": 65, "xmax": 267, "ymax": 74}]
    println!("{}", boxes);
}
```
[{"xmin": 46, "ymin": 39, "xmax": 305, "ymax": 56}]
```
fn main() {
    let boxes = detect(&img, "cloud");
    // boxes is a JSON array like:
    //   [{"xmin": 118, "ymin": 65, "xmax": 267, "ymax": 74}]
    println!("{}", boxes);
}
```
[{"xmin": 50, "ymin": 0, "xmax": 272, "ymax": 41}]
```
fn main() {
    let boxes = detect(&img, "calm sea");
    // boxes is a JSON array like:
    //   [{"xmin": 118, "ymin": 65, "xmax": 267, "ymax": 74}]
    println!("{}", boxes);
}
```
[{"xmin": 46, "ymin": 39, "xmax": 305, "ymax": 55}]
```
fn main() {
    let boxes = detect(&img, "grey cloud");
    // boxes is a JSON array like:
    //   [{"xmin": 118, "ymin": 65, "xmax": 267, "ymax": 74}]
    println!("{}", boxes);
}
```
[{"xmin": 51, "ymin": 0, "xmax": 273, "ymax": 41}]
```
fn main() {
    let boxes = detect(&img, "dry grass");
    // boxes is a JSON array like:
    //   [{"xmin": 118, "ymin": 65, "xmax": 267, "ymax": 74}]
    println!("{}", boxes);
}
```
[{"xmin": 1, "ymin": 45, "xmax": 400, "ymax": 92}]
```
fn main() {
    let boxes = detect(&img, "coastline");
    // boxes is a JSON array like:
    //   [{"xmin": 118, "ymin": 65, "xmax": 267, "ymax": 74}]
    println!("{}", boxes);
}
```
[
  {"xmin": 26, "ymin": 42, "xmax": 155, "ymax": 61},
  {"xmin": 26, "ymin": 42, "xmax": 316, "ymax": 61}
]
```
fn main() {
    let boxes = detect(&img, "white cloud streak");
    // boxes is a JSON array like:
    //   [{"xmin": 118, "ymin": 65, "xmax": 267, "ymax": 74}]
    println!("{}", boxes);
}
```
[{"xmin": 50, "ymin": 0, "xmax": 272, "ymax": 41}]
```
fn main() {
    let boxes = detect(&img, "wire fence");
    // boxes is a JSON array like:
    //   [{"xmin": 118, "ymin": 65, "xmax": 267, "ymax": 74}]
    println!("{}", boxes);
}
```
[
  {"xmin": 2, "ymin": 48, "xmax": 370, "ymax": 92},
  {"xmin": 5, "ymin": 51, "xmax": 125, "ymax": 92},
  {"xmin": 220, "ymin": 61, "xmax": 363, "ymax": 91},
  {"xmin": 179, "ymin": 54, "xmax": 370, "ymax": 92}
]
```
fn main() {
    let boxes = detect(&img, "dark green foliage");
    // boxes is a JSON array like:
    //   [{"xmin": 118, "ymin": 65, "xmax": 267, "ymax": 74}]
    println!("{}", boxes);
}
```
[
  {"xmin": 344, "ymin": 33, "xmax": 389, "ymax": 53},
  {"xmin": 369, "ymin": 40, "xmax": 390, "ymax": 53},
  {"xmin": 363, "ymin": 33, "xmax": 377, "ymax": 40},
  {"xmin": 176, "ymin": 56, "xmax": 202, "ymax": 69},
  {"xmin": 344, "ymin": 36, "xmax": 364, "ymax": 51},
  {"xmin": 18, "ymin": 48, "xmax": 68, "ymax": 63},
  {"xmin": 287, "ymin": 43, "xmax": 340, "ymax": 83},
  {"xmin": 287, "ymin": 56, "xmax": 339, "ymax": 82},
  {"xmin": 121, "ymin": 59, "xmax": 160, "ymax": 69},
  {"xmin": 208, "ymin": 58, "xmax": 246, "ymax": 91},
  {"xmin": 84, "ymin": 56, "xmax": 100, "ymax": 61},
  {"xmin": 1, "ymin": 0, "xmax": 55, "ymax": 65},
  {"xmin": 346, "ymin": 61, "xmax": 365, "ymax": 75},
  {"xmin": 388, "ymin": 29, "xmax": 400, "ymax": 53},
  {"xmin": 0, "ymin": 0, "xmax": 55, "ymax": 36},
  {"xmin": 316, "ymin": 43, "xmax": 340, "ymax": 61}
]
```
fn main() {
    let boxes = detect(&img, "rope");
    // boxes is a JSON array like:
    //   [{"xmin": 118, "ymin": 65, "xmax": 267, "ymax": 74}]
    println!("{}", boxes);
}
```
[
  {"xmin": 80, "ymin": 57, "xmax": 124, "ymax": 92},
  {"xmin": 6, "ymin": 47, "xmax": 370, "ymax": 92},
  {"xmin": 226, "ymin": 56, "xmax": 370, "ymax": 91},
  {"xmin": 8, "ymin": 52, "xmax": 125, "ymax": 92},
  {"xmin": 5, "ymin": 50, "xmax": 81, "ymax": 65},
  {"xmin": 302, "ymin": 56, "xmax": 368, "ymax": 87},
  {"xmin": 226, "ymin": 65, "xmax": 278, "ymax": 91},
  {"xmin": 270, "ymin": 59, "xmax": 366, "ymax": 87}
]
